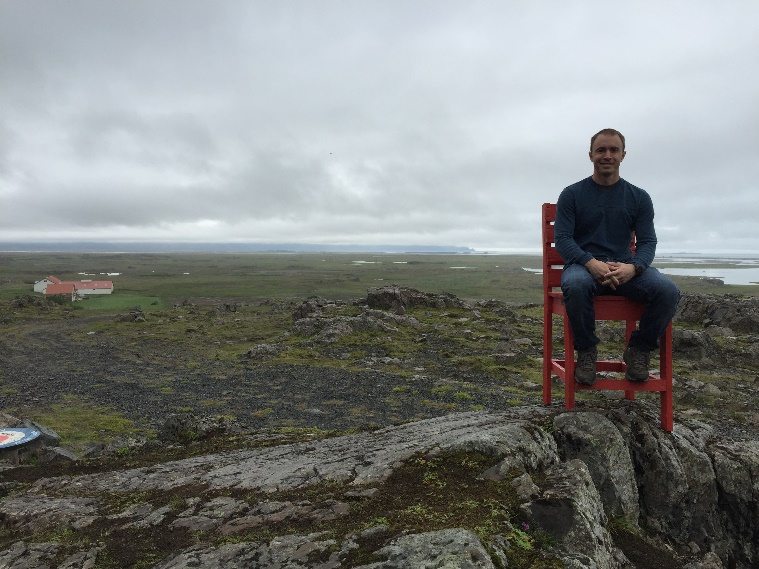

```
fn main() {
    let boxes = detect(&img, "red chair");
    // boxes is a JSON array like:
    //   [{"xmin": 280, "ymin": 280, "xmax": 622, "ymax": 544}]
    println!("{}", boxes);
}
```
[{"xmin": 541, "ymin": 203, "xmax": 673, "ymax": 431}]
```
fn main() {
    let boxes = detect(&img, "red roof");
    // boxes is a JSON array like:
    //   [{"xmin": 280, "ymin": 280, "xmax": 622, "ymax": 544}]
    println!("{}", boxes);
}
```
[
  {"xmin": 47, "ymin": 276, "xmax": 62, "ymax": 283},
  {"xmin": 45, "ymin": 283, "xmax": 76, "ymax": 295}
]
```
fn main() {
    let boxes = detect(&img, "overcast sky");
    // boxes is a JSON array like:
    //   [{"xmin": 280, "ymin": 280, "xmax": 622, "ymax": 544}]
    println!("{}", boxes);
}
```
[{"xmin": 1, "ymin": 1, "xmax": 758, "ymax": 254}]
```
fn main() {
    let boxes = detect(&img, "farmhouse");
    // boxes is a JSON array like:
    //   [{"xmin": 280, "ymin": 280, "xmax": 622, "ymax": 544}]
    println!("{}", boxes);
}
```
[
  {"xmin": 43, "ymin": 282, "xmax": 78, "ymax": 302},
  {"xmin": 33, "ymin": 275, "xmax": 114, "ymax": 299}
]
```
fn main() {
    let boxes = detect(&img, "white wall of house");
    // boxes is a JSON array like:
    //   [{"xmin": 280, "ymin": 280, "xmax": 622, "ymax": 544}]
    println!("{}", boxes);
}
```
[
  {"xmin": 78, "ymin": 288, "xmax": 113, "ymax": 295},
  {"xmin": 33, "ymin": 279, "xmax": 54, "ymax": 294}
]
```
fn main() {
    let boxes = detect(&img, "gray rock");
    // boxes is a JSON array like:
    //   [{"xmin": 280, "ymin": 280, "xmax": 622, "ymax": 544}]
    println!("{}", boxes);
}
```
[
  {"xmin": 0, "ymin": 495, "xmax": 99, "ymax": 532},
  {"xmin": 158, "ymin": 413, "xmax": 241, "ymax": 443},
  {"xmin": 355, "ymin": 528, "xmax": 495, "ymax": 569},
  {"xmin": 32, "ymin": 410, "xmax": 554, "ymax": 495},
  {"xmin": 521, "ymin": 459, "xmax": 628, "ymax": 569},
  {"xmin": 366, "ymin": 285, "xmax": 467, "ymax": 314},
  {"xmin": 0, "ymin": 412, "xmax": 22, "ymax": 428},
  {"xmin": 243, "ymin": 343, "xmax": 283, "ymax": 359},
  {"xmin": 154, "ymin": 533, "xmax": 338, "ymax": 569},
  {"xmin": 39, "ymin": 446, "xmax": 79, "ymax": 464},
  {"xmin": 123, "ymin": 505, "xmax": 172, "ymax": 529},
  {"xmin": 0, "ymin": 541, "xmax": 59, "ymax": 569},
  {"xmin": 683, "ymin": 552, "xmax": 725, "ymax": 569},
  {"xmin": 20, "ymin": 421, "xmax": 61, "ymax": 447},
  {"xmin": 622, "ymin": 415, "xmax": 728, "ymax": 557},
  {"xmin": 673, "ymin": 328, "xmax": 719, "ymax": 362},
  {"xmin": 675, "ymin": 293, "xmax": 759, "ymax": 333},
  {"xmin": 58, "ymin": 546, "xmax": 104, "ymax": 569},
  {"xmin": 709, "ymin": 440, "xmax": 759, "ymax": 567},
  {"xmin": 510, "ymin": 472, "xmax": 540, "ymax": 502},
  {"xmin": 702, "ymin": 383, "xmax": 723, "ymax": 396},
  {"xmin": 553, "ymin": 412, "xmax": 639, "ymax": 522}
]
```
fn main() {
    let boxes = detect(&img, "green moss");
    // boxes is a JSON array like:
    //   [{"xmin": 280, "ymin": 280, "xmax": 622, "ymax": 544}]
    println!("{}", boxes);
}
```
[{"xmin": 17, "ymin": 395, "xmax": 140, "ymax": 450}]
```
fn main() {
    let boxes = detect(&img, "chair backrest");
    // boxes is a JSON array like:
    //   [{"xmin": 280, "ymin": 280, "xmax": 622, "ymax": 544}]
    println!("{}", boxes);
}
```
[
  {"xmin": 542, "ymin": 202, "xmax": 635, "ymax": 294},
  {"xmin": 542, "ymin": 203, "xmax": 563, "ymax": 293}
]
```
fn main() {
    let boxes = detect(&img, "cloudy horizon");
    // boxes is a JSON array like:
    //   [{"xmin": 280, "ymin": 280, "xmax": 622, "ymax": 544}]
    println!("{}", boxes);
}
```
[{"xmin": 2, "ymin": 1, "xmax": 758, "ymax": 255}]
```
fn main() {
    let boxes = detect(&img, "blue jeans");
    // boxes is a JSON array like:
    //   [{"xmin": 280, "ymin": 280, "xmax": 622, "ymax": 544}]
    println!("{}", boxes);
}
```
[{"xmin": 560, "ymin": 264, "xmax": 680, "ymax": 352}]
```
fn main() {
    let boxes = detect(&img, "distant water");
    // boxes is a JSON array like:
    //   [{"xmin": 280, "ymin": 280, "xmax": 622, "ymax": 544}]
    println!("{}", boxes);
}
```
[
  {"xmin": 522, "ymin": 259, "xmax": 759, "ymax": 285},
  {"xmin": 657, "ymin": 267, "xmax": 759, "ymax": 285},
  {"xmin": 656, "ymin": 256, "xmax": 759, "ymax": 285}
]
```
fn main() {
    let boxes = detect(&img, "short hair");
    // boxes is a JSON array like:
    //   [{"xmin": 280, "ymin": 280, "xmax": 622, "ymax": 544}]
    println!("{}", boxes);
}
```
[{"xmin": 590, "ymin": 128, "xmax": 626, "ymax": 152}]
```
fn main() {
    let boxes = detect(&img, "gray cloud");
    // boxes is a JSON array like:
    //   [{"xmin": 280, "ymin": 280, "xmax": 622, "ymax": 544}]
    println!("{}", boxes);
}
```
[{"xmin": 1, "ymin": 1, "xmax": 758, "ymax": 253}]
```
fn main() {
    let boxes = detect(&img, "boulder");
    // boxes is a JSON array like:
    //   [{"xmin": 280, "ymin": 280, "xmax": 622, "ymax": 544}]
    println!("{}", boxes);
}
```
[
  {"xmin": 521, "ymin": 459, "xmax": 628, "ymax": 569},
  {"xmin": 366, "ymin": 285, "xmax": 467, "ymax": 314},
  {"xmin": 675, "ymin": 293, "xmax": 759, "ymax": 333},
  {"xmin": 709, "ymin": 440, "xmax": 759, "ymax": 567},
  {"xmin": 158, "ymin": 413, "xmax": 241, "ymax": 444},
  {"xmin": 356, "ymin": 528, "xmax": 496, "ymax": 569},
  {"xmin": 620, "ymin": 414, "xmax": 728, "ymax": 557},
  {"xmin": 553, "ymin": 412, "xmax": 639, "ymax": 522},
  {"xmin": 673, "ymin": 328, "xmax": 719, "ymax": 362}
]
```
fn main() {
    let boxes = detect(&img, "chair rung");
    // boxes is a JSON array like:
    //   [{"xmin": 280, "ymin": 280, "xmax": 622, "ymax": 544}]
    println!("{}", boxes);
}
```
[{"xmin": 551, "ymin": 359, "xmax": 667, "ymax": 389}]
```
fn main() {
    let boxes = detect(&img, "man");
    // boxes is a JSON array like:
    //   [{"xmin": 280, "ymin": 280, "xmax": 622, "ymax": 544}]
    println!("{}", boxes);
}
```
[{"xmin": 554, "ymin": 128, "xmax": 680, "ymax": 384}]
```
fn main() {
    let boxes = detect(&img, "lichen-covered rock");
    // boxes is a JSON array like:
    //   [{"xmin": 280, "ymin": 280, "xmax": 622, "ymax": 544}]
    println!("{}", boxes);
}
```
[
  {"xmin": 675, "ymin": 293, "xmax": 759, "ymax": 333},
  {"xmin": 553, "ymin": 412, "xmax": 639, "ymax": 522},
  {"xmin": 521, "ymin": 459, "xmax": 629, "ymax": 569},
  {"xmin": 355, "ymin": 528, "xmax": 496, "ymax": 569},
  {"xmin": 154, "ymin": 533, "xmax": 339, "ymax": 569},
  {"xmin": 673, "ymin": 328, "xmax": 720, "ymax": 362},
  {"xmin": 620, "ymin": 414, "xmax": 728, "ymax": 558},
  {"xmin": 0, "ymin": 495, "xmax": 99, "ymax": 532},
  {"xmin": 158, "ymin": 413, "xmax": 241, "ymax": 443},
  {"xmin": 0, "ymin": 541, "xmax": 59, "ymax": 569},
  {"xmin": 366, "ymin": 285, "xmax": 468, "ymax": 314},
  {"xmin": 709, "ymin": 440, "xmax": 759, "ymax": 567}
]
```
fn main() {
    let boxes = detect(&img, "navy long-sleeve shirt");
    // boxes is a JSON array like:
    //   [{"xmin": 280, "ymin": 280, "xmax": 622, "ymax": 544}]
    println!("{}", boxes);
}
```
[{"xmin": 554, "ymin": 177, "xmax": 657, "ymax": 269}]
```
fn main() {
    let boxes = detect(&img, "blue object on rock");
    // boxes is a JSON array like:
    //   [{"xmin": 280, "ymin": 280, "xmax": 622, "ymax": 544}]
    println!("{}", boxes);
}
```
[{"xmin": 0, "ymin": 428, "xmax": 41, "ymax": 449}]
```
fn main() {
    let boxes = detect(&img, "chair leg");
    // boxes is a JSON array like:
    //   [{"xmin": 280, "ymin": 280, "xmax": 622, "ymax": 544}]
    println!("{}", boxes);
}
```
[
  {"xmin": 624, "ymin": 320, "xmax": 636, "ymax": 344},
  {"xmin": 543, "ymin": 302, "xmax": 552, "ymax": 406},
  {"xmin": 563, "ymin": 315, "xmax": 575, "ymax": 410},
  {"xmin": 660, "ymin": 324, "xmax": 674, "ymax": 432},
  {"xmin": 624, "ymin": 319, "xmax": 636, "ymax": 400},
  {"xmin": 661, "ymin": 388, "xmax": 673, "ymax": 432}
]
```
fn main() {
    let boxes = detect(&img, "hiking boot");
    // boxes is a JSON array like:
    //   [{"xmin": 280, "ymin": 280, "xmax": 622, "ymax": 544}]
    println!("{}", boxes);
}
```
[
  {"xmin": 623, "ymin": 345, "xmax": 651, "ymax": 382},
  {"xmin": 575, "ymin": 347, "xmax": 597, "ymax": 385}
]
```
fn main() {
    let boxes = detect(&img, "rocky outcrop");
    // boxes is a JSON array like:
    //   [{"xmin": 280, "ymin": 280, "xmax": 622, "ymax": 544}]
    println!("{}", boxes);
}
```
[
  {"xmin": 675, "ymin": 293, "xmax": 759, "ymax": 333},
  {"xmin": 365, "ymin": 285, "xmax": 468, "ymax": 314},
  {"xmin": 2, "ymin": 408, "xmax": 758, "ymax": 568},
  {"xmin": 553, "ymin": 413, "xmax": 639, "ymax": 522},
  {"xmin": 522, "ymin": 459, "xmax": 629, "ymax": 569},
  {"xmin": 356, "ymin": 528, "xmax": 496, "ymax": 569},
  {"xmin": 673, "ymin": 329, "xmax": 720, "ymax": 362}
]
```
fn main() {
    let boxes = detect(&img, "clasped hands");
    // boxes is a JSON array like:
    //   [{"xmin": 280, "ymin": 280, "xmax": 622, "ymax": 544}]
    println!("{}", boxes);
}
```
[{"xmin": 584, "ymin": 259, "xmax": 636, "ymax": 290}]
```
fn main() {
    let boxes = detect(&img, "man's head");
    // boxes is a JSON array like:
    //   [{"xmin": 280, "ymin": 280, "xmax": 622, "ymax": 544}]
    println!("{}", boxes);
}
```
[
  {"xmin": 589, "ymin": 128, "xmax": 626, "ymax": 185},
  {"xmin": 590, "ymin": 128, "xmax": 625, "ymax": 152}
]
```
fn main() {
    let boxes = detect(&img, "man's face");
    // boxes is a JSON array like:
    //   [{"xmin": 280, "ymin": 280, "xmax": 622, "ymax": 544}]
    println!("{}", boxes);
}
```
[{"xmin": 589, "ymin": 133, "xmax": 626, "ymax": 179}]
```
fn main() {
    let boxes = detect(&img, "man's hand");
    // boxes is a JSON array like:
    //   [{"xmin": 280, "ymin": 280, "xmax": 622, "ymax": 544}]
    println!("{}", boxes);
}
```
[
  {"xmin": 584, "ymin": 259, "xmax": 637, "ymax": 290},
  {"xmin": 584, "ymin": 258, "xmax": 611, "ymax": 280},
  {"xmin": 600, "ymin": 262, "xmax": 636, "ymax": 289}
]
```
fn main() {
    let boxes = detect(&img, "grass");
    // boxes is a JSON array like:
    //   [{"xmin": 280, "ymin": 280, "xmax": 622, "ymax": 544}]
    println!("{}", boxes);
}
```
[
  {"xmin": 13, "ymin": 395, "xmax": 144, "ymax": 450},
  {"xmin": 75, "ymin": 294, "xmax": 164, "ymax": 312}
]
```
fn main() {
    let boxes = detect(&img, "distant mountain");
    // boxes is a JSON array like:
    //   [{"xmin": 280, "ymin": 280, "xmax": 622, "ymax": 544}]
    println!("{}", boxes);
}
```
[{"xmin": 0, "ymin": 242, "xmax": 476, "ymax": 254}]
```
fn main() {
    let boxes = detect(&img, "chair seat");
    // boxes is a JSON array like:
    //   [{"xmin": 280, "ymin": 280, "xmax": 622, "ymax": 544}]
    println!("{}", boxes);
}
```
[{"xmin": 547, "ymin": 291, "xmax": 646, "ymax": 320}]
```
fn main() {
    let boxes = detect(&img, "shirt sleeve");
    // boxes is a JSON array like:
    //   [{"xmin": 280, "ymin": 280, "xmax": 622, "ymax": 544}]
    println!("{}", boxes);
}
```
[
  {"xmin": 633, "ymin": 190, "xmax": 657, "ymax": 269},
  {"xmin": 555, "ymin": 187, "xmax": 593, "ymax": 266}
]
